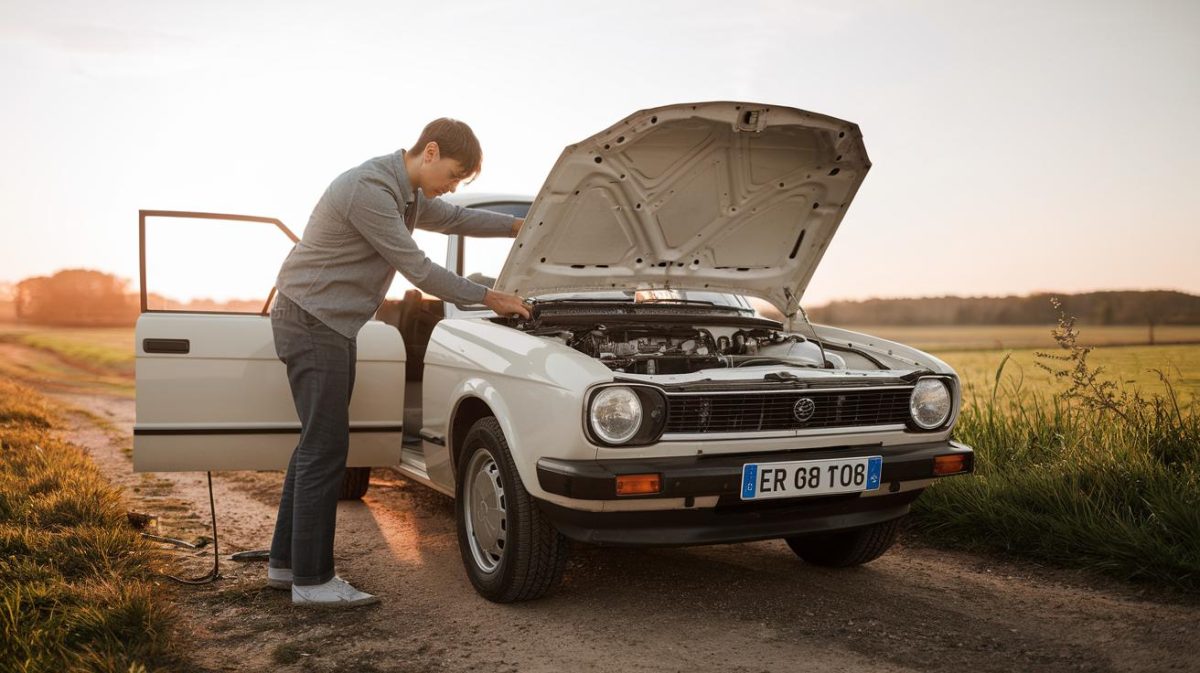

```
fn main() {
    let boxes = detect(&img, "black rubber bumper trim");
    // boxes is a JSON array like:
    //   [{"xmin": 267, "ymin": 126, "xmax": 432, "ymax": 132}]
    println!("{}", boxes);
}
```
[
  {"xmin": 538, "ymin": 491, "xmax": 921, "ymax": 547},
  {"xmin": 536, "ymin": 440, "xmax": 974, "ymax": 500}
]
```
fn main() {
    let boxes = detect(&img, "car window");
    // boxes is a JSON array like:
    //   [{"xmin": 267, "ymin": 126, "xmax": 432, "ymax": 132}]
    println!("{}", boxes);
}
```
[
  {"xmin": 462, "ymin": 202, "xmax": 530, "ymax": 290},
  {"xmin": 142, "ymin": 212, "xmax": 296, "ymax": 313},
  {"xmin": 385, "ymin": 229, "xmax": 450, "ymax": 298}
]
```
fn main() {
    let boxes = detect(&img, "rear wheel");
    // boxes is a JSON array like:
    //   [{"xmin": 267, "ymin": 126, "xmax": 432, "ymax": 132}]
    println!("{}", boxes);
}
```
[
  {"xmin": 338, "ymin": 467, "xmax": 371, "ymax": 500},
  {"xmin": 456, "ymin": 417, "xmax": 568, "ymax": 602},
  {"xmin": 784, "ymin": 518, "xmax": 902, "ymax": 567}
]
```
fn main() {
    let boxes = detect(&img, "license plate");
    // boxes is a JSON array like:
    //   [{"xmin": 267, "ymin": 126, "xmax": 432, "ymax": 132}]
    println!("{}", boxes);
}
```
[{"xmin": 740, "ymin": 456, "xmax": 883, "ymax": 501}]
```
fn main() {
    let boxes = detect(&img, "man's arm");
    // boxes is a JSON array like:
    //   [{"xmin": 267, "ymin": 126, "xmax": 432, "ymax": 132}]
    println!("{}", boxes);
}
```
[
  {"xmin": 419, "ymin": 197, "xmax": 517, "ymax": 238},
  {"xmin": 347, "ymin": 177, "xmax": 529, "ymax": 317}
]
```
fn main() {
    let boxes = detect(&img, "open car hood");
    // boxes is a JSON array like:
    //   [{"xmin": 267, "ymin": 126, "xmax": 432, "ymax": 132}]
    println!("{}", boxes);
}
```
[{"xmin": 495, "ymin": 101, "xmax": 871, "ymax": 317}]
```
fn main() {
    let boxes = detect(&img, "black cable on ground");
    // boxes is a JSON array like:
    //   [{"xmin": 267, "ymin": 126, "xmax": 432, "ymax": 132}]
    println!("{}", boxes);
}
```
[{"xmin": 143, "ymin": 471, "xmax": 222, "ymax": 585}]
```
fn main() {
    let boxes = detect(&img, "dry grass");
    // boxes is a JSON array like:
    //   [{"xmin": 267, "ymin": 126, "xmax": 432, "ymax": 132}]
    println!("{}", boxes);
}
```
[{"xmin": 0, "ymin": 378, "xmax": 183, "ymax": 672}]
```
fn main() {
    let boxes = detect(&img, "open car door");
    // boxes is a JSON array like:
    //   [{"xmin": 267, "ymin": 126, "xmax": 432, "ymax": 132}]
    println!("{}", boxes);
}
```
[{"xmin": 133, "ymin": 210, "xmax": 406, "ymax": 472}]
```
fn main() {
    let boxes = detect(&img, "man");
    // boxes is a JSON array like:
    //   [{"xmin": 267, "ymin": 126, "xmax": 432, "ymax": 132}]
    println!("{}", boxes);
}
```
[{"xmin": 267, "ymin": 118, "xmax": 531, "ymax": 607}]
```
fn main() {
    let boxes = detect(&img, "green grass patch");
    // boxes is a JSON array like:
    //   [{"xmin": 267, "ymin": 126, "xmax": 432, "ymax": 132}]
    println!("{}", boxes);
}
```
[
  {"xmin": 0, "ymin": 324, "xmax": 135, "ymax": 377},
  {"xmin": 913, "ymin": 312, "xmax": 1200, "ymax": 592},
  {"xmin": 16, "ymin": 334, "xmax": 134, "ymax": 375},
  {"xmin": 0, "ymin": 378, "xmax": 183, "ymax": 672}
]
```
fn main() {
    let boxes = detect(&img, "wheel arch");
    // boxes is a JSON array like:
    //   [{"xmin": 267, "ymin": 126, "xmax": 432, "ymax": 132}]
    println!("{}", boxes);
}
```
[
  {"xmin": 450, "ymin": 395, "xmax": 496, "ymax": 480},
  {"xmin": 444, "ymin": 379, "xmax": 577, "ymax": 499}
]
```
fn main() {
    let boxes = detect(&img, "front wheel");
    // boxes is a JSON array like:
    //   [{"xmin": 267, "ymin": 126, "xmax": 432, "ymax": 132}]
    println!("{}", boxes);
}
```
[
  {"xmin": 784, "ymin": 518, "xmax": 902, "ymax": 567},
  {"xmin": 455, "ymin": 417, "xmax": 569, "ymax": 602}
]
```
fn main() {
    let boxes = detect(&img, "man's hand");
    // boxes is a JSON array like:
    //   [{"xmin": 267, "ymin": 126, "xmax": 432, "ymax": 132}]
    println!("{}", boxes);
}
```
[
  {"xmin": 511, "ymin": 218, "xmax": 524, "ymax": 237},
  {"xmin": 484, "ymin": 289, "xmax": 531, "ymax": 319}
]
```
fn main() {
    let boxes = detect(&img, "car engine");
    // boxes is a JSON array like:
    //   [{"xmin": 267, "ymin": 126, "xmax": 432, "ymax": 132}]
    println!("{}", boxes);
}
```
[{"xmin": 562, "ymin": 325, "xmax": 841, "ymax": 374}]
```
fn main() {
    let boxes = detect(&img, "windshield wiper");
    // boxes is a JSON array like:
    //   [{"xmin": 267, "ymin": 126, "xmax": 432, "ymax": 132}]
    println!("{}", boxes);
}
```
[
  {"xmin": 637, "ymin": 298, "xmax": 746, "ymax": 312},
  {"xmin": 534, "ymin": 297, "xmax": 634, "ymax": 304},
  {"xmin": 638, "ymin": 298, "xmax": 716, "ymax": 306}
]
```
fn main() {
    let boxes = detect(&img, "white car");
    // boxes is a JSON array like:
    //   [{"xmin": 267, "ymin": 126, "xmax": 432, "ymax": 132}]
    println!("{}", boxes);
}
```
[{"xmin": 134, "ymin": 101, "xmax": 974, "ymax": 603}]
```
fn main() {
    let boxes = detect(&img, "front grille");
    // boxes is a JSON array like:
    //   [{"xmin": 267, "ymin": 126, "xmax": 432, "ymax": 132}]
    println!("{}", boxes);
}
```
[{"xmin": 663, "ymin": 387, "xmax": 913, "ymax": 434}]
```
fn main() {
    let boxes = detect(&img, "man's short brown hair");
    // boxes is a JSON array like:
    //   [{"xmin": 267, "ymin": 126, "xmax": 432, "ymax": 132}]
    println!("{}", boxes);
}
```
[{"xmin": 412, "ymin": 118, "xmax": 483, "ymax": 180}]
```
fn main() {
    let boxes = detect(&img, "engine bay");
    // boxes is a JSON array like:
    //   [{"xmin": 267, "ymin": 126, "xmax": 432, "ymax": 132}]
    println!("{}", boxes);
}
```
[
  {"xmin": 500, "ymin": 301, "xmax": 888, "ymax": 375},
  {"xmin": 566, "ymin": 325, "xmax": 848, "ymax": 374}
]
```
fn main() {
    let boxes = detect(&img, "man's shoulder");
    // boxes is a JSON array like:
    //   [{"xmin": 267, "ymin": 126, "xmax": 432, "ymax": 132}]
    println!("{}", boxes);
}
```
[
  {"xmin": 333, "ymin": 152, "xmax": 399, "ymax": 184},
  {"xmin": 331, "ymin": 152, "xmax": 404, "ymax": 200},
  {"xmin": 356, "ymin": 150, "xmax": 403, "ymax": 175}
]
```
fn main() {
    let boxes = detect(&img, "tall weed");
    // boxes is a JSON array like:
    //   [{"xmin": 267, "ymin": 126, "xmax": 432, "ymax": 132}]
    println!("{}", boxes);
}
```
[{"xmin": 913, "ymin": 301, "xmax": 1200, "ymax": 590}]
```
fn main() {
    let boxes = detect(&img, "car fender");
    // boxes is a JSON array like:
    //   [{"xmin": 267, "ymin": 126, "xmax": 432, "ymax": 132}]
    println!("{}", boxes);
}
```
[{"xmin": 425, "ymin": 318, "xmax": 613, "ymax": 501}]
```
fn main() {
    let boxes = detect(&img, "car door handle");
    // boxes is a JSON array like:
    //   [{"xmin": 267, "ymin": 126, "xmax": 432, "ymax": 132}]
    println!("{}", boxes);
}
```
[{"xmin": 143, "ymin": 338, "xmax": 190, "ymax": 354}]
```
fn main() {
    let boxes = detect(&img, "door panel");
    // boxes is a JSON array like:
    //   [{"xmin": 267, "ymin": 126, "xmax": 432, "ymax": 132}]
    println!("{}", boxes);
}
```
[{"xmin": 134, "ymin": 312, "xmax": 405, "ymax": 472}]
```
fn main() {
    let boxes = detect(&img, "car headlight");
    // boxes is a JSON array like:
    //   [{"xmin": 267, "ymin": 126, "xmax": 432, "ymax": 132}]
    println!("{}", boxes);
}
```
[
  {"xmin": 589, "ymin": 386, "xmax": 643, "ymax": 444},
  {"xmin": 909, "ymin": 378, "xmax": 952, "ymax": 430}
]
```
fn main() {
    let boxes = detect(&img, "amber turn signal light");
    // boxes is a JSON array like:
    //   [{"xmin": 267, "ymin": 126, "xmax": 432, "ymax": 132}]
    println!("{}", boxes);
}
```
[
  {"xmin": 933, "ymin": 454, "xmax": 968, "ymax": 476},
  {"xmin": 615, "ymin": 473, "xmax": 662, "ymax": 496}
]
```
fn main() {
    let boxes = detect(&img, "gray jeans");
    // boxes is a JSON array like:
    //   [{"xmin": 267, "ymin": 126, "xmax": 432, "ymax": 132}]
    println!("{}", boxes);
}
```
[{"xmin": 268, "ymin": 291, "xmax": 357, "ymax": 586}]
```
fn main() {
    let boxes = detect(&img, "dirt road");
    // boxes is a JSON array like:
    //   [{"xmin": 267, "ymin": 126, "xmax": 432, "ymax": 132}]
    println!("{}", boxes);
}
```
[{"xmin": 6, "ymin": 341, "xmax": 1198, "ymax": 672}]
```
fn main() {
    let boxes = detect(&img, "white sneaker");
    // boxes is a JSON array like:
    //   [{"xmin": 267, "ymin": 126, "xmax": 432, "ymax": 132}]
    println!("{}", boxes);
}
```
[
  {"xmin": 266, "ymin": 566, "xmax": 292, "ymax": 590},
  {"xmin": 292, "ymin": 576, "xmax": 380, "ymax": 608}
]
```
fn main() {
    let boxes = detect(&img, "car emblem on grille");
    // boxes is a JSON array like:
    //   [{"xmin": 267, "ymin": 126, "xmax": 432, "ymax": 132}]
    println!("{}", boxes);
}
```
[{"xmin": 793, "ymin": 397, "xmax": 816, "ymax": 423}]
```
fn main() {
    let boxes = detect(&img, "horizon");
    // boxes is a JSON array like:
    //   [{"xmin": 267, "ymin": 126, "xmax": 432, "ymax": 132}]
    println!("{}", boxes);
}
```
[
  {"xmin": 2, "ymin": 1, "xmax": 1198, "ymax": 306},
  {"xmin": 1, "ymin": 268, "xmax": 1196, "ymax": 309}
]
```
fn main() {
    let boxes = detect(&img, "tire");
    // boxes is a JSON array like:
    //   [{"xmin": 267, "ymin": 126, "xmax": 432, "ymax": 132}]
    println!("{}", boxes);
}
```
[
  {"xmin": 339, "ymin": 466, "xmax": 371, "ymax": 500},
  {"xmin": 455, "ymin": 417, "xmax": 569, "ymax": 602},
  {"xmin": 784, "ymin": 517, "xmax": 902, "ymax": 567}
]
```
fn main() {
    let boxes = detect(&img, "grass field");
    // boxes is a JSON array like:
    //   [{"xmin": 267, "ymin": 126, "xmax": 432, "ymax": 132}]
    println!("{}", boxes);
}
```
[
  {"xmin": 840, "ymin": 323, "xmax": 1200, "ymax": 351},
  {"xmin": 941, "ymin": 344, "xmax": 1200, "ymax": 404},
  {"xmin": 0, "ymin": 378, "xmax": 182, "ymax": 672},
  {"xmin": 0, "ymin": 323, "xmax": 135, "ymax": 376}
]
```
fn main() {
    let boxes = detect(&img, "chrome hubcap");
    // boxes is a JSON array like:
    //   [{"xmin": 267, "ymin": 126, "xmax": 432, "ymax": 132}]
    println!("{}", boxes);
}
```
[{"xmin": 464, "ymin": 448, "xmax": 506, "ymax": 573}]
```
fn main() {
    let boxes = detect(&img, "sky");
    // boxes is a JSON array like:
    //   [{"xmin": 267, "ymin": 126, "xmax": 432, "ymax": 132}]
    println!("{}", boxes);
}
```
[{"xmin": 1, "ymin": 0, "xmax": 1197, "ymax": 306}]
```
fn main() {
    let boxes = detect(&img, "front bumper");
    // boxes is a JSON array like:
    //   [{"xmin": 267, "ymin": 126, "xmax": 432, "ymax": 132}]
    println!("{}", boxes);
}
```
[{"xmin": 535, "ymin": 439, "xmax": 973, "ymax": 546}]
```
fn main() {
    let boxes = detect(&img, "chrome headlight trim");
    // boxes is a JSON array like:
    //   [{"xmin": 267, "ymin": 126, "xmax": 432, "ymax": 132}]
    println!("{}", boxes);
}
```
[
  {"xmin": 589, "ymin": 386, "xmax": 643, "ymax": 444},
  {"xmin": 585, "ymin": 383, "xmax": 668, "ymax": 447},
  {"xmin": 909, "ymin": 377, "xmax": 953, "ymax": 430}
]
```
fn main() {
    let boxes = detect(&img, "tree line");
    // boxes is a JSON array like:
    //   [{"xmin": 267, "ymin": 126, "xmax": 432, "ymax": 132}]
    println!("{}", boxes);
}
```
[
  {"xmin": 6, "ymin": 269, "xmax": 261, "ymax": 326},
  {"xmin": 13, "ymin": 270, "xmax": 138, "ymax": 326},
  {"xmin": 806, "ymin": 290, "xmax": 1200, "ymax": 326}
]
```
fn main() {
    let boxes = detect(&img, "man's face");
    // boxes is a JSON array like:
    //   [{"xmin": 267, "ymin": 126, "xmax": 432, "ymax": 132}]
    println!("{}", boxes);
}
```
[{"xmin": 419, "ymin": 147, "xmax": 470, "ymax": 198}]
